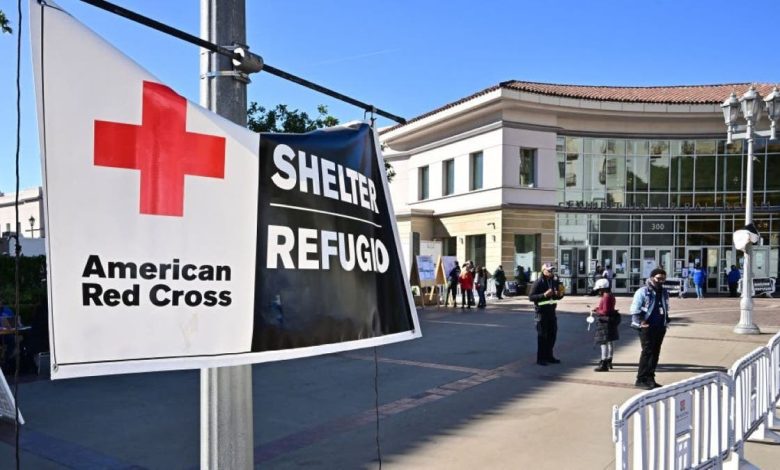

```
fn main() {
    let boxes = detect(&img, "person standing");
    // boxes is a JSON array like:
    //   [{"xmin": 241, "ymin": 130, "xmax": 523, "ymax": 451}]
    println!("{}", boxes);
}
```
[
  {"xmin": 475, "ymin": 266, "xmax": 488, "ymax": 308},
  {"xmin": 692, "ymin": 264, "xmax": 706, "ymax": 299},
  {"xmin": 529, "ymin": 263, "xmax": 564, "ymax": 365},
  {"xmin": 590, "ymin": 279, "xmax": 619, "ymax": 372},
  {"xmin": 493, "ymin": 265, "xmax": 506, "ymax": 300},
  {"xmin": 459, "ymin": 264, "xmax": 475, "ymax": 309},
  {"xmin": 445, "ymin": 261, "xmax": 461, "ymax": 307},
  {"xmin": 602, "ymin": 265, "xmax": 613, "ymax": 289},
  {"xmin": 727, "ymin": 265, "xmax": 741, "ymax": 298},
  {"xmin": 631, "ymin": 268, "xmax": 670, "ymax": 390}
]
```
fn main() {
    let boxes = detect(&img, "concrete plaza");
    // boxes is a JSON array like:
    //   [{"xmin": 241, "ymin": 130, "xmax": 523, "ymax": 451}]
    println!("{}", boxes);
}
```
[{"xmin": 1, "ymin": 293, "xmax": 779, "ymax": 469}]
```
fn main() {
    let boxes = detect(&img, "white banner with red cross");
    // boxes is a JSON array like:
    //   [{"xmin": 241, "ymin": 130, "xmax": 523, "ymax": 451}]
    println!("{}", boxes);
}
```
[{"xmin": 30, "ymin": 1, "xmax": 418, "ymax": 379}]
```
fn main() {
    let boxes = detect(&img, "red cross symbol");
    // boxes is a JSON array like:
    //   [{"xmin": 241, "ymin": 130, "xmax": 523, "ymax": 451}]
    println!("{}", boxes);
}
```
[{"xmin": 94, "ymin": 81, "xmax": 226, "ymax": 217}]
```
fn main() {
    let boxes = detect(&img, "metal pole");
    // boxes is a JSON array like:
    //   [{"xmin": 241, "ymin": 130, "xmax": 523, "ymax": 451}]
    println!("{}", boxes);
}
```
[
  {"xmin": 734, "ymin": 117, "xmax": 760, "ymax": 334},
  {"xmin": 199, "ymin": 0, "xmax": 254, "ymax": 468}
]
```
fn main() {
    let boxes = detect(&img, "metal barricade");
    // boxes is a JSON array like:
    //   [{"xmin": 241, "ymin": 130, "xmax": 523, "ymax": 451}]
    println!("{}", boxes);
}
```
[
  {"xmin": 725, "ymin": 346, "xmax": 779, "ymax": 468},
  {"xmin": 765, "ymin": 331, "xmax": 780, "ymax": 429},
  {"xmin": 613, "ymin": 372, "xmax": 732, "ymax": 469}
]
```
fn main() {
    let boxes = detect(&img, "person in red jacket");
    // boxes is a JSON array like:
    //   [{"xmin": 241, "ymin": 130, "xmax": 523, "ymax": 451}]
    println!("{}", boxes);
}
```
[
  {"xmin": 590, "ymin": 278, "xmax": 620, "ymax": 371},
  {"xmin": 459, "ymin": 262, "xmax": 475, "ymax": 309}
]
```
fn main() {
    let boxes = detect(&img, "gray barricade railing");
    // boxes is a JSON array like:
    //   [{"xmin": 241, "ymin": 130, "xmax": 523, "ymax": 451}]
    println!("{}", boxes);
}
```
[
  {"xmin": 613, "ymin": 371, "xmax": 732, "ymax": 470},
  {"xmin": 768, "ymin": 331, "xmax": 780, "ymax": 429},
  {"xmin": 725, "ymin": 346, "xmax": 778, "ymax": 468}
]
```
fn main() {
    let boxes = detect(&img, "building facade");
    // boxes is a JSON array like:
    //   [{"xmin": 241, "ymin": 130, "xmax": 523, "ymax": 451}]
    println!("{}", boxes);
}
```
[
  {"xmin": 0, "ymin": 187, "xmax": 44, "ymax": 239},
  {"xmin": 380, "ymin": 82, "xmax": 779, "ymax": 294}
]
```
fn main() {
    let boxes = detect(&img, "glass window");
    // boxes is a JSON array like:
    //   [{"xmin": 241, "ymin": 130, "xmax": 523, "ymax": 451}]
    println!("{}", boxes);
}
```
[
  {"xmin": 418, "ymin": 166, "xmax": 429, "ymax": 200},
  {"xmin": 767, "ymin": 154, "xmax": 780, "ymax": 191},
  {"xmin": 627, "ymin": 139, "xmax": 649, "ymax": 156},
  {"xmin": 606, "ymin": 139, "xmax": 626, "ymax": 155},
  {"xmin": 466, "ymin": 234, "xmax": 486, "ymax": 268},
  {"xmin": 443, "ymin": 237, "xmax": 457, "ymax": 256},
  {"xmin": 650, "ymin": 193, "xmax": 669, "ymax": 206},
  {"xmin": 600, "ymin": 218, "xmax": 630, "ymax": 232},
  {"xmin": 649, "ymin": 155, "xmax": 670, "ymax": 192},
  {"xmin": 519, "ymin": 148, "xmax": 536, "ymax": 187},
  {"xmin": 650, "ymin": 140, "xmax": 670, "ymax": 157},
  {"xmin": 443, "ymin": 159, "xmax": 455, "ymax": 196},
  {"xmin": 695, "ymin": 154, "xmax": 717, "ymax": 192},
  {"xmin": 470, "ymin": 151, "xmax": 483, "ymax": 190},
  {"xmin": 629, "ymin": 156, "xmax": 649, "ymax": 191},
  {"xmin": 695, "ymin": 140, "xmax": 717, "ymax": 155},
  {"xmin": 514, "ymin": 234, "xmax": 540, "ymax": 271},
  {"xmin": 753, "ymin": 154, "xmax": 766, "ymax": 192},
  {"xmin": 557, "ymin": 152, "xmax": 566, "ymax": 191},
  {"xmin": 724, "ymin": 154, "xmax": 743, "ymax": 192},
  {"xmin": 679, "ymin": 155, "xmax": 695, "ymax": 191}
]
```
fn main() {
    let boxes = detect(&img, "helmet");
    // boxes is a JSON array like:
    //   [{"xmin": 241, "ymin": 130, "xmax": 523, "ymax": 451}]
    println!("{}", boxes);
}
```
[{"xmin": 593, "ymin": 278, "xmax": 610, "ymax": 291}]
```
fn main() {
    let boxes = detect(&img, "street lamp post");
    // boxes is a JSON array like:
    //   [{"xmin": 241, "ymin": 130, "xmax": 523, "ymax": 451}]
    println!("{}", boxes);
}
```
[
  {"xmin": 28, "ymin": 215, "xmax": 36, "ymax": 239},
  {"xmin": 721, "ymin": 86, "xmax": 780, "ymax": 335}
]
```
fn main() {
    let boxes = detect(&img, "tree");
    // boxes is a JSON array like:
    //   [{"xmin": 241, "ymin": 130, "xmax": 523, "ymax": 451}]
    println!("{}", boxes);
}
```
[
  {"xmin": 1, "ymin": 10, "xmax": 11, "ymax": 34},
  {"xmin": 247, "ymin": 102, "xmax": 394, "ymax": 181}
]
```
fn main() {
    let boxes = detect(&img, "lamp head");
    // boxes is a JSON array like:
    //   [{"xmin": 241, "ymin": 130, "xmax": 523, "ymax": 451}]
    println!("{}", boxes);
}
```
[
  {"xmin": 739, "ymin": 86, "xmax": 764, "ymax": 123},
  {"xmin": 764, "ymin": 86, "xmax": 780, "ymax": 140},
  {"xmin": 721, "ymin": 92, "xmax": 740, "ymax": 125}
]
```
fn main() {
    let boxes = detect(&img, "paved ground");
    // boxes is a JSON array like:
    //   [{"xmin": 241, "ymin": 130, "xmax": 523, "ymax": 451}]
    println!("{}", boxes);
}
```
[{"xmin": 1, "ymin": 293, "xmax": 779, "ymax": 469}]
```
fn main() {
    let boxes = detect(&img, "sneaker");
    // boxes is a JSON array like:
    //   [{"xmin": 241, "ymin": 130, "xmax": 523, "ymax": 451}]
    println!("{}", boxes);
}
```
[
  {"xmin": 634, "ymin": 380, "xmax": 653, "ymax": 390},
  {"xmin": 536, "ymin": 360, "xmax": 548, "ymax": 366},
  {"xmin": 548, "ymin": 358, "xmax": 561, "ymax": 364}
]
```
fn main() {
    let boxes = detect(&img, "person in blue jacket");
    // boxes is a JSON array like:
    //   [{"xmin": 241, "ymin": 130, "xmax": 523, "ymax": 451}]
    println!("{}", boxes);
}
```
[
  {"xmin": 692, "ymin": 264, "xmax": 706, "ymax": 299},
  {"xmin": 727, "ymin": 265, "xmax": 741, "ymax": 298},
  {"xmin": 630, "ymin": 268, "xmax": 670, "ymax": 390}
]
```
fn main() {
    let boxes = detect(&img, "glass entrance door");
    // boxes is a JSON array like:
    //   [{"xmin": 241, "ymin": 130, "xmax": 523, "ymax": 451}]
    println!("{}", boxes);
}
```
[
  {"xmin": 642, "ymin": 247, "xmax": 672, "ymax": 279},
  {"xmin": 686, "ymin": 247, "xmax": 719, "ymax": 293},
  {"xmin": 559, "ymin": 247, "xmax": 588, "ymax": 294},
  {"xmin": 598, "ymin": 247, "xmax": 629, "ymax": 293}
]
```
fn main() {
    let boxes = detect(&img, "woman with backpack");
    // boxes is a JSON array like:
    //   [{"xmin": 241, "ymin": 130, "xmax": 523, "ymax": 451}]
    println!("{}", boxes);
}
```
[{"xmin": 591, "ymin": 278, "xmax": 620, "ymax": 372}]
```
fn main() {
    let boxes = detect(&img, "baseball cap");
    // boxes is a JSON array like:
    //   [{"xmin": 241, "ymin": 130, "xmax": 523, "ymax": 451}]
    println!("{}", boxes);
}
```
[{"xmin": 542, "ymin": 262, "xmax": 556, "ymax": 272}]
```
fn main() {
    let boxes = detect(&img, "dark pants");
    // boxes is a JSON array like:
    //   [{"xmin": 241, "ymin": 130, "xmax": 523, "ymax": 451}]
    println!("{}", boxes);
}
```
[
  {"xmin": 536, "ymin": 312, "xmax": 558, "ymax": 362},
  {"xmin": 477, "ymin": 286, "xmax": 486, "ymax": 307},
  {"xmin": 461, "ymin": 288, "xmax": 473, "ymax": 307},
  {"xmin": 446, "ymin": 282, "xmax": 458, "ymax": 305},
  {"xmin": 496, "ymin": 282, "xmax": 505, "ymax": 299},
  {"xmin": 637, "ymin": 327, "xmax": 666, "ymax": 383},
  {"xmin": 728, "ymin": 282, "xmax": 738, "ymax": 297}
]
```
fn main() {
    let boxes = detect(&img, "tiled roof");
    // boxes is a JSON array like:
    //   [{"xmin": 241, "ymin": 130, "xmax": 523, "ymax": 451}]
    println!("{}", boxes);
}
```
[
  {"xmin": 382, "ymin": 81, "xmax": 778, "ymax": 135},
  {"xmin": 500, "ymin": 81, "xmax": 777, "ymax": 105}
]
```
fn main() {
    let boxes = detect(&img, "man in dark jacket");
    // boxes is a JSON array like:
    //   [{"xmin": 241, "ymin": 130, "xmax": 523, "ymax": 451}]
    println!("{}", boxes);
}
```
[
  {"xmin": 493, "ymin": 265, "xmax": 506, "ymax": 300},
  {"xmin": 445, "ymin": 261, "xmax": 461, "ymax": 307},
  {"xmin": 528, "ymin": 263, "xmax": 564, "ymax": 365}
]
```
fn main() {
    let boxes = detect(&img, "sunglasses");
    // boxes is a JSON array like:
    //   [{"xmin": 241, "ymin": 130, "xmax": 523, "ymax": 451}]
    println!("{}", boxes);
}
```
[{"xmin": 653, "ymin": 276, "xmax": 666, "ymax": 282}]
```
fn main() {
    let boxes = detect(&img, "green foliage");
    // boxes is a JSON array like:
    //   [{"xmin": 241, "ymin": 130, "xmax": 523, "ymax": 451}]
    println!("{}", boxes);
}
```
[
  {"xmin": 247, "ymin": 103, "xmax": 338, "ymax": 133},
  {"xmin": 247, "ymin": 102, "xmax": 395, "ymax": 181},
  {"xmin": 0, "ymin": 10, "xmax": 11, "ymax": 34},
  {"xmin": 0, "ymin": 255, "xmax": 47, "ymax": 322}
]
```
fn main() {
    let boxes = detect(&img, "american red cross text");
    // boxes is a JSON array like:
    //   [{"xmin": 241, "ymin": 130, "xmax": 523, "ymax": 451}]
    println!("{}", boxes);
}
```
[{"xmin": 94, "ymin": 81, "xmax": 226, "ymax": 217}]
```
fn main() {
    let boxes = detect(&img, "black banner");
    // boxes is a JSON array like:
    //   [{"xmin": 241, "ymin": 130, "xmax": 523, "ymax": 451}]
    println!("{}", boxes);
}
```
[{"xmin": 253, "ymin": 123, "xmax": 415, "ymax": 352}]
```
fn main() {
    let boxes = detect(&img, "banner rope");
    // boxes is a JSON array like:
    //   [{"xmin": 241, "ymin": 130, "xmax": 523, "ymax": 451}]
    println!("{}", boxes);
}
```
[{"xmin": 12, "ymin": 0, "xmax": 24, "ymax": 467}]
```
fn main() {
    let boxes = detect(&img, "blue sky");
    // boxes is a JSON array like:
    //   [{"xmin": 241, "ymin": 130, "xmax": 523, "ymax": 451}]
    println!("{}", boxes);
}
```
[{"xmin": 1, "ymin": 0, "xmax": 778, "ymax": 192}]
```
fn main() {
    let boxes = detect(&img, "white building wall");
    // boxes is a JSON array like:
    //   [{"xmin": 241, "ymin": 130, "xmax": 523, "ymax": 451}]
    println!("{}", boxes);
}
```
[
  {"xmin": 401, "ymin": 128, "xmax": 504, "ymax": 214},
  {"xmin": 502, "ymin": 127, "xmax": 559, "ymax": 206},
  {"xmin": 0, "ymin": 187, "xmax": 44, "ymax": 238}
]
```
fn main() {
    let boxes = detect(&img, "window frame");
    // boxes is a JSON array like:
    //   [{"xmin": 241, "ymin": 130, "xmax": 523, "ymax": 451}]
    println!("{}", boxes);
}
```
[
  {"xmin": 470, "ymin": 151, "xmax": 483, "ymax": 191},
  {"xmin": 418, "ymin": 165, "xmax": 430, "ymax": 200},
  {"xmin": 519, "ymin": 147, "xmax": 537, "ymax": 187}
]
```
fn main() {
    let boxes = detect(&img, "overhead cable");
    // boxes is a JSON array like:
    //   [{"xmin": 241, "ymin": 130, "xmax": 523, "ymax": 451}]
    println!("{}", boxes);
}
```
[{"xmin": 77, "ymin": 0, "xmax": 407, "ymax": 124}]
